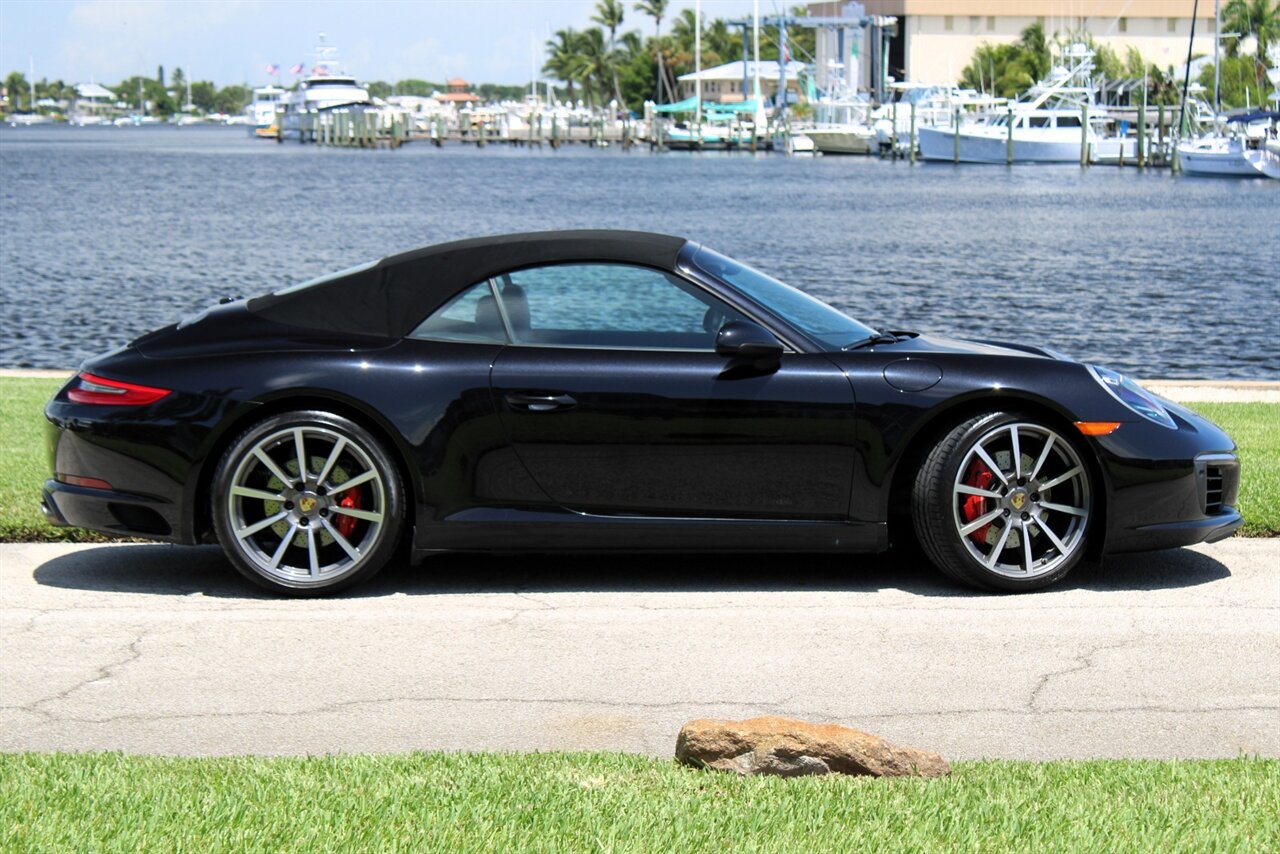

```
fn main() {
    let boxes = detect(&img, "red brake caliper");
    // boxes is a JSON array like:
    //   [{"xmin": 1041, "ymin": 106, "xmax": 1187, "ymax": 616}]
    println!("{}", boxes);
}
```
[
  {"xmin": 961, "ymin": 458, "xmax": 994, "ymax": 544},
  {"xmin": 336, "ymin": 486, "xmax": 362, "ymax": 538}
]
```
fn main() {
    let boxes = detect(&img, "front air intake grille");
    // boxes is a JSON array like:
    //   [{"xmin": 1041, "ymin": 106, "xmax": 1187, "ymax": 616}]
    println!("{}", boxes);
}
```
[{"xmin": 1204, "ymin": 466, "xmax": 1225, "ymax": 516}]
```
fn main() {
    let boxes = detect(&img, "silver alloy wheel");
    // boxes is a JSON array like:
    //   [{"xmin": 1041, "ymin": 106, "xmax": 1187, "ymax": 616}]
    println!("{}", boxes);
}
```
[
  {"xmin": 225, "ymin": 425, "xmax": 387, "ymax": 586},
  {"xmin": 951, "ymin": 422, "xmax": 1090, "ymax": 580}
]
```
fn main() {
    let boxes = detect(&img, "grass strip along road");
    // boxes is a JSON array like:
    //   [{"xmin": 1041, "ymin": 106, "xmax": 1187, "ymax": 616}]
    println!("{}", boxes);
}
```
[
  {"xmin": 3, "ymin": 376, "xmax": 1276, "ymax": 541},
  {"xmin": 1, "ymin": 753, "xmax": 1276, "ymax": 852}
]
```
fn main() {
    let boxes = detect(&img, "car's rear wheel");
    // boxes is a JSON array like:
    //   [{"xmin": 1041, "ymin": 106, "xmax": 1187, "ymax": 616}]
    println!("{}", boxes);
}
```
[
  {"xmin": 212, "ymin": 410, "xmax": 404, "ymax": 595},
  {"xmin": 912, "ymin": 412, "xmax": 1093, "ymax": 591}
]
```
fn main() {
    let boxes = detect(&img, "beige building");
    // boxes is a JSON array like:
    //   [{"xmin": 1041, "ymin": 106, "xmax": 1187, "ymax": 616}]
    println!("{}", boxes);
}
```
[{"xmin": 808, "ymin": 1, "xmax": 1217, "ymax": 91}]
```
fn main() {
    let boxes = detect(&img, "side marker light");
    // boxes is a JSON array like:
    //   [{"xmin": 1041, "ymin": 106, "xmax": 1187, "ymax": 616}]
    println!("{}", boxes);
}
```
[{"xmin": 1075, "ymin": 421, "xmax": 1122, "ymax": 436}]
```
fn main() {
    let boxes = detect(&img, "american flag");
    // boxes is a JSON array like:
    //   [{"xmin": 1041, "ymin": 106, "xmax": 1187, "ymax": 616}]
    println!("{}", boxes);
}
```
[
  {"xmin": 289, "ymin": 62, "xmax": 304, "ymax": 74},
  {"xmin": 265, "ymin": 63, "xmax": 279, "ymax": 75}
]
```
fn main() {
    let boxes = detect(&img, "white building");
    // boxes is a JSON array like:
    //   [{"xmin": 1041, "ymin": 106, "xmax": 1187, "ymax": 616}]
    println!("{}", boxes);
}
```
[
  {"xmin": 809, "ymin": 1, "xmax": 1217, "ymax": 92},
  {"xmin": 677, "ymin": 60, "xmax": 806, "ymax": 104}
]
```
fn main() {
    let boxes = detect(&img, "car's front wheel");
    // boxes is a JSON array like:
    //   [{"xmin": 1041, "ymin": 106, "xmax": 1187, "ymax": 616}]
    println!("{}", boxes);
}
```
[
  {"xmin": 212, "ymin": 410, "xmax": 404, "ymax": 595},
  {"xmin": 912, "ymin": 412, "xmax": 1093, "ymax": 591}
]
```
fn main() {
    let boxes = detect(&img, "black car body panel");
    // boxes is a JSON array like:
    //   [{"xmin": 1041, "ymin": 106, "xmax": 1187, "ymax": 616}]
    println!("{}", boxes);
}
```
[{"xmin": 43, "ymin": 230, "xmax": 1242, "ymax": 572}]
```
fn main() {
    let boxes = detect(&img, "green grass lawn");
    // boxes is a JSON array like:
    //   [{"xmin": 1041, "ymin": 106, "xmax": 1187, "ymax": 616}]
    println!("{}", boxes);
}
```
[
  {"xmin": 1, "ymin": 753, "xmax": 1276, "ymax": 852},
  {"xmin": 0, "ymin": 375, "xmax": 111, "ymax": 542},
  {"xmin": 2, "ymin": 376, "xmax": 1276, "ymax": 540}
]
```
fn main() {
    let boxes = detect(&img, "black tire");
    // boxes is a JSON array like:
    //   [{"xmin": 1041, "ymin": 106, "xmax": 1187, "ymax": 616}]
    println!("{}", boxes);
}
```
[
  {"xmin": 912, "ymin": 412, "xmax": 1094, "ymax": 592},
  {"xmin": 212, "ymin": 410, "xmax": 404, "ymax": 596}
]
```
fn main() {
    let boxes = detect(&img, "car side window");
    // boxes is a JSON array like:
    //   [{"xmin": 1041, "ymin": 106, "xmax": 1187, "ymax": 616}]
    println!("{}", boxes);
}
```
[
  {"xmin": 496, "ymin": 263, "xmax": 745, "ymax": 350},
  {"xmin": 408, "ymin": 281, "xmax": 509, "ymax": 344}
]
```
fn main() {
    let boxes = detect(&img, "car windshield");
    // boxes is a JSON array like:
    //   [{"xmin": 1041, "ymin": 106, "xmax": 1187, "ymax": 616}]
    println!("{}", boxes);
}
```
[{"xmin": 688, "ymin": 246, "xmax": 877, "ymax": 349}]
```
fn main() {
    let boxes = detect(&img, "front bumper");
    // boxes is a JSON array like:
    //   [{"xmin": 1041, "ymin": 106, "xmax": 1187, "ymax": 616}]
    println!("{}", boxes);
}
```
[{"xmin": 1101, "ymin": 446, "xmax": 1243, "ymax": 553}]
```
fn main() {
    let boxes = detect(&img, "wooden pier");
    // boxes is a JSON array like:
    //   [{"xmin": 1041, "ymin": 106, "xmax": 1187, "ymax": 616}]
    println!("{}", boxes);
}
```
[{"xmin": 275, "ymin": 106, "xmax": 410, "ymax": 149}]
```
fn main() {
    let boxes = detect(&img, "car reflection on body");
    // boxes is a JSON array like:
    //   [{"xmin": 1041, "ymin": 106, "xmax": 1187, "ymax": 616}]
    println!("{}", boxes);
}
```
[{"xmin": 42, "ymin": 231, "xmax": 1241, "ymax": 595}]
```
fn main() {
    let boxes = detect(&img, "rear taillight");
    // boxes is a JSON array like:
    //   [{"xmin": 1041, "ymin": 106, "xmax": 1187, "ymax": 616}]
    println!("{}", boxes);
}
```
[{"xmin": 67, "ymin": 372, "xmax": 171, "ymax": 406}]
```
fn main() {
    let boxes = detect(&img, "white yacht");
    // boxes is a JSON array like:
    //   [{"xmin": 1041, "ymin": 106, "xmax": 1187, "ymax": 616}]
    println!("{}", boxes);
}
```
[
  {"xmin": 7, "ymin": 113, "xmax": 51, "ymax": 127},
  {"xmin": 246, "ymin": 85, "xmax": 287, "ymax": 137},
  {"xmin": 918, "ymin": 44, "xmax": 1133, "ymax": 164},
  {"xmin": 803, "ymin": 98, "xmax": 876, "ymax": 155},
  {"xmin": 795, "ymin": 62, "xmax": 876, "ymax": 155},
  {"xmin": 280, "ymin": 35, "xmax": 374, "ymax": 141},
  {"xmin": 872, "ymin": 84, "xmax": 1003, "ymax": 152}
]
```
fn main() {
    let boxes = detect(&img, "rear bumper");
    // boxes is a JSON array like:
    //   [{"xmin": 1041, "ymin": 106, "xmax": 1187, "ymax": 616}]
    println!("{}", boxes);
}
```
[{"xmin": 41, "ymin": 479, "xmax": 185, "ymax": 543}]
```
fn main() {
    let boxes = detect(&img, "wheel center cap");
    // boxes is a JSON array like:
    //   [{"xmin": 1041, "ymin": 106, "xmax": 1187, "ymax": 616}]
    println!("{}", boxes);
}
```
[
  {"xmin": 1009, "ymin": 490, "xmax": 1028, "ymax": 511},
  {"xmin": 298, "ymin": 495, "xmax": 318, "ymax": 514}
]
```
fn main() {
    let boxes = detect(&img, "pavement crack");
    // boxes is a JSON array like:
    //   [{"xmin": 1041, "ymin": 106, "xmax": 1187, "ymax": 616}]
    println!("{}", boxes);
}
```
[
  {"xmin": 1027, "ymin": 635, "xmax": 1139, "ymax": 713},
  {"xmin": 52, "ymin": 693, "xmax": 805, "ymax": 726},
  {"xmin": 25, "ymin": 632, "xmax": 147, "ymax": 717}
]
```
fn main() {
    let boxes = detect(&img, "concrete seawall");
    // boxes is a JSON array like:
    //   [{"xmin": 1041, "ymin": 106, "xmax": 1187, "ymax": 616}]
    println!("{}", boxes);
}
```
[{"xmin": 4, "ymin": 369, "xmax": 1276, "ymax": 403}]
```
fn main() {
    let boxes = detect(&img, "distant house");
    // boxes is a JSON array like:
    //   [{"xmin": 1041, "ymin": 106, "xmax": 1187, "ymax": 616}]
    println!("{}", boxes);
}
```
[
  {"xmin": 72, "ymin": 82, "xmax": 116, "ymax": 119},
  {"xmin": 677, "ymin": 61, "xmax": 805, "ymax": 105},
  {"xmin": 435, "ymin": 78, "xmax": 481, "ymax": 105}
]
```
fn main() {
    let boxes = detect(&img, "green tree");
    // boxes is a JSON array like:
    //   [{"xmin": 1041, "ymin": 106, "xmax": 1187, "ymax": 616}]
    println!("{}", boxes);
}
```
[
  {"xmin": 592, "ymin": 0, "xmax": 626, "ymax": 104},
  {"xmin": 634, "ymin": 0, "xmax": 670, "ymax": 102},
  {"xmin": 213, "ymin": 84, "xmax": 251, "ymax": 114},
  {"xmin": 189, "ymin": 80, "xmax": 218, "ymax": 112},
  {"xmin": 5, "ymin": 71, "xmax": 30, "ymax": 112},
  {"xmin": 1223, "ymin": 0, "xmax": 1280, "ymax": 63},
  {"xmin": 544, "ymin": 28, "xmax": 586, "ymax": 102},
  {"xmin": 366, "ymin": 80, "xmax": 393, "ymax": 99},
  {"xmin": 616, "ymin": 30, "xmax": 656, "ymax": 109},
  {"xmin": 959, "ymin": 22, "xmax": 1053, "ymax": 98},
  {"xmin": 1199, "ymin": 55, "xmax": 1273, "ymax": 107},
  {"xmin": 1222, "ymin": 0, "xmax": 1279, "ymax": 94},
  {"xmin": 393, "ymin": 78, "xmax": 443, "ymax": 97}
]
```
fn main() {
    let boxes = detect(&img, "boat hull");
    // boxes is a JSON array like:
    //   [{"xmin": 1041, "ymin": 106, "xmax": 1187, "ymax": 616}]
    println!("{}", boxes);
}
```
[
  {"xmin": 1172, "ymin": 140, "xmax": 1274, "ymax": 176},
  {"xmin": 918, "ymin": 126, "xmax": 1087, "ymax": 163},
  {"xmin": 805, "ymin": 129, "xmax": 875, "ymax": 155}
]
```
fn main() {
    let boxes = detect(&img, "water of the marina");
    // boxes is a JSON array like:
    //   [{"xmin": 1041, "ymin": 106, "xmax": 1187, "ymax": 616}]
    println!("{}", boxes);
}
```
[{"xmin": 1, "ymin": 125, "xmax": 1276, "ymax": 377}]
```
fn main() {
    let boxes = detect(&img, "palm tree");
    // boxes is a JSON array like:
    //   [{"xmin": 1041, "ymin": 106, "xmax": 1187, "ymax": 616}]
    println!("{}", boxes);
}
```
[
  {"xmin": 5, "ymin": 71, "xmax": 29, "ymax": 113},
  {"xmin": 576, "ymin": 28, "xmax": 611, "ymax": 108},
  {"xmin": 592, "ymin": 0, "xmax": 626, "ymax": 106},
  {"xmin": 1223, "ymin": 0, "xmax": 1280, "ymax": 92},
  {"xmin": 634, "ymin": 0, "xmax": 669, "ymax": 102},
  {"xmin": 1223, "ymin": 0, "xmax": 1280, "ymax": 65},
  {"xmin": 543, "ymin": 28, "xmax": 582, "ymax": 103}
]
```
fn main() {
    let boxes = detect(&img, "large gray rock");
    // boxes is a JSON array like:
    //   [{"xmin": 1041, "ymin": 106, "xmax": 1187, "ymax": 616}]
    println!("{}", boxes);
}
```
[{"xmin": 675, "ymin": 716, "xmax": 950, "ymax": 778}]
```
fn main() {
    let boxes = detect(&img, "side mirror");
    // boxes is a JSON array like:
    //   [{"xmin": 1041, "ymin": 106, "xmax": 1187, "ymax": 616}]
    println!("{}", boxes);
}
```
[{"xmin": 715, "ymin": 320, "xmax": 784, "ymax": 365}]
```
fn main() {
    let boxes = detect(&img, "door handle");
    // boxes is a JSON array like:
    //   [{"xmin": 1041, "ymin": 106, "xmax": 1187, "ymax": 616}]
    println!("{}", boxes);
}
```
[{"xmin": 505, "ymin": 392, "xmax": 577, "ymax": 412}]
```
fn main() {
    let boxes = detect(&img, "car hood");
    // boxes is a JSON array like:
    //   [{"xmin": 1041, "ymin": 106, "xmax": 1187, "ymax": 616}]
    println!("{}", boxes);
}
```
[{"xmin": 883, "ymin": 332, "xmax": 1072, "ymax": 361}]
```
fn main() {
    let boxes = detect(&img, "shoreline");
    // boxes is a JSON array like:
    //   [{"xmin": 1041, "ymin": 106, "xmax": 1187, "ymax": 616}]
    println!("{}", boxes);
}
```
[{"xmin": 5, "ymin": 370, "xmax": 1277, "ymax": 403}]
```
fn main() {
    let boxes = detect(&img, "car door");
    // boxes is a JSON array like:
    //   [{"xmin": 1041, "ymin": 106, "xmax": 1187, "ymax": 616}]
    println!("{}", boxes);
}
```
[{"xmin": 485, "ymin": 262, "xmax": 857, "ymax": 520}]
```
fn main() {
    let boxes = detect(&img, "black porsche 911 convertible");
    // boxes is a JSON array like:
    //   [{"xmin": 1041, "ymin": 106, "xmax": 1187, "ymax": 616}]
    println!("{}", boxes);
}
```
[{"xmin": 42, "ymin": 230, "xmax": 1241, "ymax": 595}]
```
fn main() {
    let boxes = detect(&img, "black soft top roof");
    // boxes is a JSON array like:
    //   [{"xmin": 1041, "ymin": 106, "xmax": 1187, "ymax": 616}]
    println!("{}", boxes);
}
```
[{"xmin": 248, "ymin": 230, "xmax": 688, "ymax": 339}]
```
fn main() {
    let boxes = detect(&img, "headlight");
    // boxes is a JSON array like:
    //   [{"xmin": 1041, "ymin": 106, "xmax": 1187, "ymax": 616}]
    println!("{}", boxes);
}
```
[{"xmin": 1087, "ymin": 366, "xmax": 1176, "ymax": 429}]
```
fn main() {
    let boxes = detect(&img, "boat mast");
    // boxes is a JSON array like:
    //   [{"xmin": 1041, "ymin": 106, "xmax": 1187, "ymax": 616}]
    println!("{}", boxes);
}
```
[
  {"xmin": 1213, "ymin": 0, "xmax": 1220, "ymax": 114},
  {"xmin": 1176, "ymin": 0, "xmax": 1201, "ymax": 140},
  {"xmin": 695, "ymin": 0, "xmax": 702, "ymax": 126},
  {"xmin": 753, "ymin": 0, "xmax": 761, "ymax": 102}
]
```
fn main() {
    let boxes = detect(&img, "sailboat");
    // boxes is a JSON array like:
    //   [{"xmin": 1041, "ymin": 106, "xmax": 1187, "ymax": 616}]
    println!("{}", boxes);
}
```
[
  {"xmin": 1178, "ymin": 112, "xmax": 1280, "ymax": 177},
  {"xmin": 1175, "ymin": 3, "xmax": 1280, "ymax": 178}
]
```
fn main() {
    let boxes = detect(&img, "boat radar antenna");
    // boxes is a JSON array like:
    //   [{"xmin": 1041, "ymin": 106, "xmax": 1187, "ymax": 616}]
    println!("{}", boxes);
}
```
[{"xmin": 312, "ymin": 32, "xmax": 342, "ymax": 77}]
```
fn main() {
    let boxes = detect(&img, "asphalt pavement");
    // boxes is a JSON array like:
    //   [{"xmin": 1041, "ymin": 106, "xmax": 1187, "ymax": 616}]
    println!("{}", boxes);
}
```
[{"xmin": 1, "ymin": 539, "xmax": 1276, "ymax": 759}]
